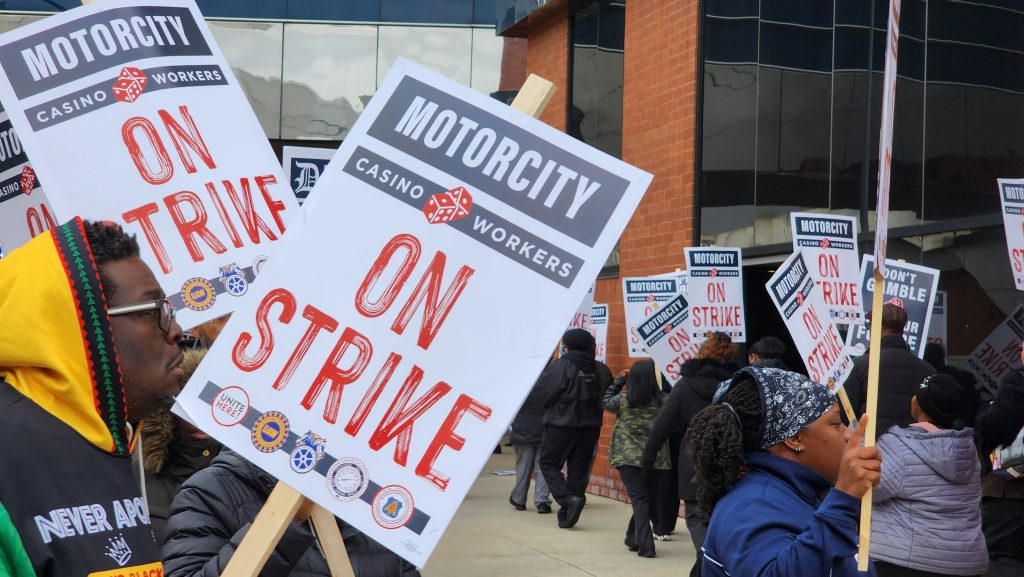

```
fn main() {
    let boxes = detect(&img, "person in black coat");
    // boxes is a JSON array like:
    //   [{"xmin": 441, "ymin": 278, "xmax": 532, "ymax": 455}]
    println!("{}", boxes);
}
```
[
  {"xmin": 924, "ymin": 342, "xmax": 981, "ymax": 426},
  {"xmin": 162, "ymin": 449, "xmax": 420, "ymax": 577},
  {"xmin": 641, "ymin": 332, "xmax": 738, "ymax": 577},
  {"xmin": 843, "ymin": 302, "xmax": 935, "ymax": 432},
  {"xmin": 975, "ymin": 363, "xmax": 1024, "ymax": 576},
  {"xmin": 508, "ymin": 371, "xmax": 552, "ymax": 513},
  {"xmin": 537, "ymin": 328, "xmax": 613, "ymax": 529}
]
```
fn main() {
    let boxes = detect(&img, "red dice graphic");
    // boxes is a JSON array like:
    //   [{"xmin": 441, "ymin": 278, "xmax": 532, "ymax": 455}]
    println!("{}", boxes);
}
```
[
  {"xmin": 796, "ymin": 292, "xmax": 804, "ymax": 307},
  {"xmin": 709, "ymin": 268, "xmax": 718, "ymax": 278},
  {"xmin": 112, "ymin": 67, "xmax": 147, "ymax": 103},
  {"xmin": 820, "ymin": 238, "xmax": 831, "ymax": 249},
  {"xmin": 19, "ymin": 166, "xmax": 35, "ymax": 196},
  {"xmin": 423, "ymin": 186, "xmax": 473, "ymax": 224}
]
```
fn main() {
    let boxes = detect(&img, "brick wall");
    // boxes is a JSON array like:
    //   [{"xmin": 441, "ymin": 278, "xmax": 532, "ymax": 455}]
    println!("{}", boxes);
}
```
[{"xmin": 523, "ymin": 0, "xmax": 701, "ymax": 505}]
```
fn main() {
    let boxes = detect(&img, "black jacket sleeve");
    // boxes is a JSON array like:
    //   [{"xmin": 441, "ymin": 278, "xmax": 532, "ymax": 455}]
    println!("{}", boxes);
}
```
[
  {"xmin": 536, "ymin": 360, "xmax": 567, "ymax": 408},
  {"xmin": 162, "ymin": 484, "xmax": 315, "ymax": 577},
  {"xmin": 641, "ymin": 383, "xmax": 687, "ymax": 470},
  {"xmin": 841, "ymin": 355, "xmax": 869, "ymax": 425},
  {"xmin": 976, "ymin": 371, "xmax": 1024, "ymax": 455}
]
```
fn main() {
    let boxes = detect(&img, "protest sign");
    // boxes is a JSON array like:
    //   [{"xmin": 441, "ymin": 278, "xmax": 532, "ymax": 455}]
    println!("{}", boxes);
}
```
[
  {"xmin": 998, "ymin": 178, "xmax": 1024, "ymax": 291},
  {"xmin": 282, "ymin": 145, "xmax": 334, "ymax": 205},
  {"xmin": 621, "ymin": 272, "xmax": 686, "ymax": 357},
  {"xmin": 568, "ymin": 282, "xmax": 595, "ymax": 330},
  {"xmin": 766, "ymin": 251, "xmax": 853, "ymax": 390},
  {"xmin": 590, "ymin": 303, "xmax": 608, "ymax": 363},
  {"xmin": 635, "ymin": 291, "xmax": 698, "ymax": 385},
  {"xmin": 0, "ymin": 0, "xmax": 300, "ymax": 328},
  {"xmin": 0, "ymin": 108, "xmax": 54, "ymax": 257},
  {"xmin": 174, "ymin": 59, "xmax": 650, "ymax": 565},
  {"xmin": 845, "ymin": 255, "xmax": 938, "ymax": 358},
  {"xmin": 684, "ymin": 247, "xmax": 746, "ymax": 342},
  {"xmin": 790, "ymin": 212, "xmax": 861, "ymax": 323},
  {"xmin": 927, "ymin": 290, "xmax": 947, "ymax": 347},
  {"xmin": 961, "ymin": 304, "xmax": 1024, "ymax": 393}
]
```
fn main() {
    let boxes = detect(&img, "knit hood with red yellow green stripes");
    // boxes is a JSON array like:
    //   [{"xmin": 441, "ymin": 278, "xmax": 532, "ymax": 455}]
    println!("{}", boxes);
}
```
[{"xmin": 0, "ymin": 217, "xmax": 130, "ymax": 455}]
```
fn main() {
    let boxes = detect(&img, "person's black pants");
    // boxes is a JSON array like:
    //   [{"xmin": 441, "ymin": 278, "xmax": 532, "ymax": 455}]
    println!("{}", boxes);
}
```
[
  {"xmin": 618, "ymin": 465, "xmax": 658, "ymax": 556},
  {"xmin": 875, "ymin": 561, "xmax": 979, "ymax": 577},
  {"xmin": 651, "ymin": 432, "xmax": 681, "ymax": 535},
  {"xmin": 539, "ymin": 425, "xmax": 601, "ymax": 505},
  {"xmin": 982, "ymin": 497, "xmax": 1024, "ymax": 577}
]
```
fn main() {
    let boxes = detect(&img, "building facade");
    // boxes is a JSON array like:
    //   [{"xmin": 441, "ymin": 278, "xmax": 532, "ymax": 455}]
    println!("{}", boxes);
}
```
[{"xmin": 501, "ymin": 0, "xmax": 1024, "ymax": 502}]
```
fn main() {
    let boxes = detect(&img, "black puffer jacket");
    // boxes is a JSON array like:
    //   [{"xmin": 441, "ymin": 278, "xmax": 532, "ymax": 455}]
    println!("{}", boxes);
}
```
[
  {"xmin": 538, "ymin": 351, "xmax": 613, "ymax": 428},
  {"xmin": 162, "ymin": 449, "xmax": 420, "ymax": 577},
  {"xmin": 510, "ymin": 369, "xmax": 549, "ymax": 445},
  {"xmin": 844, "ymin": 335, "xmax": 935, "ymax": 432},
  {"xmin": 641, "ymin": 358, "xmax": 738, "ymax": 500}
]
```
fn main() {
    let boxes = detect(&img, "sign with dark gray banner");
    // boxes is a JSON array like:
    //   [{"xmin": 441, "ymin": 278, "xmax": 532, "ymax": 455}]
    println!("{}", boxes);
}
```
[
  {"xmin": 998, "ymin": 178, "xmax": 1024, "ymax": 291},
  {"xmin": 174, "ymin": 59, "xmax": 651, "ymax": 566},
  {"xmin": 0, "ymin": 108, "xmax": 53, "ymax": 257},
  {"xmin": 635, "ymin": 292, "xmax": 698, "ymax": 385},
  {"xmin": 0, "ymin": 0, "xmax": 299, "ymax": 328},
  {"xmin": 766, "ymin": 250, "xmax": 853, "ymax": 389},
  {"xmin": 684, "ymin": 246, "xmax": 746, "ymax": 342},
  {"xmin": 845, "ymin": 255, "xmax": 939, "ymax": 358},
  {"xmin": 790, "ymin": 212, "xmax": 862, "ymax": 323},
  {"xmin": 960, "ymin": 303, "xmax": 1024, "ymax": 392}
]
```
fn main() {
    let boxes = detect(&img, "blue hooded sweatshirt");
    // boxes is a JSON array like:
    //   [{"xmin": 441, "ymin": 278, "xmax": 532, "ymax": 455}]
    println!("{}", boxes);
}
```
[{"xmin": 701, "ymin": 452, "xmax": 876, "ymax": 577}]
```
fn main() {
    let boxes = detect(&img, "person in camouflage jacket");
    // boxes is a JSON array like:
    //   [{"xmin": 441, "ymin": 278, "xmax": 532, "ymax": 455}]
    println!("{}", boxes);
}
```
[{"xmin": 604, "ymin": 359, "xmax": 671, "ymax": 558}]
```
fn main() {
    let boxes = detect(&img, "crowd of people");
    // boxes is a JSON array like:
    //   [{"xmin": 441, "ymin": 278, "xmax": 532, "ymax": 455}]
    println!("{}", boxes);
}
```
[
  {"xmin": 508, "ymin": 305, "xmax": 1024, "ymax": 577},
  {"xmin": 0, "ymin": 220, "xmax": 1021, "ymax": 577}
]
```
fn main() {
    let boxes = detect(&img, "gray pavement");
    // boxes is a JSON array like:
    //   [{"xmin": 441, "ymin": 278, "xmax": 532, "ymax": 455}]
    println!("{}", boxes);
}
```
[{"xmin": 423, "ymin": 451, "xmax": 697, "ymax": 577}]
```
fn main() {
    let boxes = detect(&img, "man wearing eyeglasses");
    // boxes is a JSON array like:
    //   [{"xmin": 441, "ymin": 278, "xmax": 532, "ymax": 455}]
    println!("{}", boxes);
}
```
[{"xmin": 0, "ymin": 218, "xmax": 185, "ymax": 576}]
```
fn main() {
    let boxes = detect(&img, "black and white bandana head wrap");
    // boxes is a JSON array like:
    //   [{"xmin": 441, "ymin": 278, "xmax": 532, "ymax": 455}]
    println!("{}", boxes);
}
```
[{"xmin": 713, "ymin": 367, "xmax": 835, "ymax": 451}]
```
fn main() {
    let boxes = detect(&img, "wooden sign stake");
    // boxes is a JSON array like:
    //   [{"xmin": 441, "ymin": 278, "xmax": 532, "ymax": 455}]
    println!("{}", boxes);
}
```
[
  {"xmin": 221, "ymin": 73, "xmax": 557, "ymax": 577},
  {"xmin": 838, "ymin": 388, "xmax": 858, "ymax": 426},
  {"xmin": 857, "ymin": 269, "xmax": 885, "ymax": 572}
]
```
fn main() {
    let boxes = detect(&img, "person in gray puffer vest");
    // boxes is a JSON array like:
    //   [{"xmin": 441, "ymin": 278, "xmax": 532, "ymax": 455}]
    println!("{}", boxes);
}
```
[{"xmin": 871, "ymin": 374, "xmax": 988, "ymax": 577}]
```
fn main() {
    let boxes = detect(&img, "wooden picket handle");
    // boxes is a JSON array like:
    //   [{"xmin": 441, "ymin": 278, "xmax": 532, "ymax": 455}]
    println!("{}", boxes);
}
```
[
  {"xmin": 838, "ymin": 388, "xmax": 858, "ymax": 426},
  {"xmin": 312, "ymin": 506, "xmax": 356, "ymax": 577},
  {"xmin": 222, "ymin": 74, "xmax": 557, "ymax": 577},
  {"xmin": 222, "ymin": 483, "xmax": 306, "ymax": 577},
  {"xmin": 857, "ymin": 271, "xmax": 885, "ymax": 572}
]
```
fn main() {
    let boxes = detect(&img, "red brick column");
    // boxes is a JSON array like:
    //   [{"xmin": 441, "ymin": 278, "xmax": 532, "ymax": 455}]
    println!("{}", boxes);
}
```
[{"xmin": 522, "ymin": 0, "xmax": 701, "ymax": 504}]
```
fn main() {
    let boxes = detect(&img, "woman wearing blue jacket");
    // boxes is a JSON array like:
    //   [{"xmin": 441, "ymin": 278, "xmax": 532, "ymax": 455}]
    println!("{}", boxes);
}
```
[{"xmin": 686, "ymin": 367, "xmax": 883, "ymax": 577}]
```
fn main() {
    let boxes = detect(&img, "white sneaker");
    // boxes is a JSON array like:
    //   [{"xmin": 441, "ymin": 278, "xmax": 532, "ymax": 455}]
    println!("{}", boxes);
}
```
[{"xmin": 653, "ymin": 533, "xmax": 671, "ymax": 541}]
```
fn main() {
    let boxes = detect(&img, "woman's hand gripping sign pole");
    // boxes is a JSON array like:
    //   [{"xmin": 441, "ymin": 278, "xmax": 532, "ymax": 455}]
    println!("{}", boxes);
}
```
[{"xmin": 221, "ymin": 73, "xmax": 557, "ymax": 577}]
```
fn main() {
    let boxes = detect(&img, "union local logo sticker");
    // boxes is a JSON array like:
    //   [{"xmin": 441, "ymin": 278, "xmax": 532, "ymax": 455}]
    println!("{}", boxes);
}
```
[
  {"xmin": 423, "ymin": 186, "xmax": 472, "ymax": 224},
  {"xmin": 112, "ymin": 67, "xmax": 147, "ymax": 103}
]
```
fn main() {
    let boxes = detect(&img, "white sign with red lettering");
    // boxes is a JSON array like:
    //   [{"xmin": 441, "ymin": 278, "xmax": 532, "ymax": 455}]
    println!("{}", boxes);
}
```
[
  {"xmin": 960, "ymin": 304, "xmax": 1024, "ymax": 393},
  {"xmin": 568, "ymin": 282, "xmax": 594, "ymax": 330},
  {"xmin": 766, "ymin": 250, "xmax": 854, "ymax": 390},
  {"xmin": 0, "ymin": 109, "xmax": 55, "ymax": 256},
  {"xmin": 635, "ymin": 291, "xmax": 698, "ymax": 385},
  {"xmin": 622, "ymin": 272, "xmax": 686, "ymax": 357},
  {"xmin": 685, "ymin": 247, "xmax": 746, "ymax": 342},
  {"xmin": 590, "ymin": 303, "xmax": 608, "ymax": 363},
  {"xmin": 790, "ymin": 212, "xmax": 861, "ymax": 323},
  {"xmin": 0, "ymin": 0, "xmax": 299, "ymax": 327},
  {"xmin": 174, "ymin": 59, "xmax": 651, "ymax": 565},
  {"xmin": 998, "ymin": 178, "xmax": 1024, "ymax": 291}
]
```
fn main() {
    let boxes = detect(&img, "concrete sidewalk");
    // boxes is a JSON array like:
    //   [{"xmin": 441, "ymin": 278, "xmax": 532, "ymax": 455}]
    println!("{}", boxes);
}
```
[{"xmin": 422, "ymin": 451, "xmax": 697, "ymax": 577}]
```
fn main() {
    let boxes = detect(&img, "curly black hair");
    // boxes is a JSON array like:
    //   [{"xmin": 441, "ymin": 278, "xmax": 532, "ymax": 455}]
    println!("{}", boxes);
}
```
[
  {"xmin": 83, "ymin": 220, "xmax": 140, "ymax": 300},
  {"xmin": 684, "ymin": 373, "xmax": 762, "ymax": 515},
  {"xmin": 749, "ymin": 336, "xmax": 786, "ymax": 360}
]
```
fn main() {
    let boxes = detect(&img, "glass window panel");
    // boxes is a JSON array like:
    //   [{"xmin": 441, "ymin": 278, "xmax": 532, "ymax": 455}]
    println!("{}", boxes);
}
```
[
  {"xmin": 761, "ymin": 0, "xmax": 831, "ymax": 28},
  {"xmin": 282, "ymin": 24, "xmax": 377, "ymax": 140},
  {"xmin": 570, "ymin": 2, "xmax": 624, "ymax": 158},
  {"xmin": 474, "ymin": 0, "xmax": 497, "ymax": 26},
  {"xmin": 701, "ymin": 64, "xmax": 757, "ymax": 247},
  {"xmin": 380, "ymin": 0, "xmax": 473, "ymax": 24},
  {"xmin": 377, "ymin": 26, "xmax": 472, "ymax": 88},
  {"xmin": 195, "ymin": 0, "xmax": 285, "ymax": 19},
  {"xmin": 286, "ymin": 1, "xmax": 380, "ymax": 21},
  {"xmin": 470, "ymin": 27, "xmax": 505, "ymax": 96},
  {"xmin": 208, "ymin": 21, "xmax": 282, "ymax": 140},
  {"xmin": 755, "ymin": 69, "xmax": 831, "ymax": 247},
  {"xmin": 0, "ymin": 13, "xmax": 45, "ymax": 33}
]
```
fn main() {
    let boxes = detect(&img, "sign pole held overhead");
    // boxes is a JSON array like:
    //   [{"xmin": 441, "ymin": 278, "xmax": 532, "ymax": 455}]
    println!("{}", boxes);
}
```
[{"xmin": 859, "ymin": 0, "xmax": 902, "ymax": 572}]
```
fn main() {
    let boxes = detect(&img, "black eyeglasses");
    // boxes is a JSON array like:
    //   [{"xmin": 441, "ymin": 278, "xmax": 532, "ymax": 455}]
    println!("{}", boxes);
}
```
[{"xmin": 107, "ymin": 298, "xmax": 176, "ymax": 333}]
